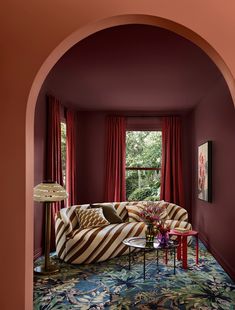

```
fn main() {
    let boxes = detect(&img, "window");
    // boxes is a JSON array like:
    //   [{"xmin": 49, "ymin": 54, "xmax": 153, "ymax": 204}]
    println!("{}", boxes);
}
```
[
  {"xmin": 61, "ymin": 121, "xmax": 67, "ymax": 187},
  {"xmin": 126, "ymin": 131, "xmax": 162, "ymax": 201}
]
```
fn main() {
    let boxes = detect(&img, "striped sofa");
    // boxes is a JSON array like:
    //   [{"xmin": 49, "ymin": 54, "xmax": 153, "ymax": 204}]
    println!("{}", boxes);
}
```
[{"xmin": 55, "ymin": 201, "xmax": 192, "ymax": 264}]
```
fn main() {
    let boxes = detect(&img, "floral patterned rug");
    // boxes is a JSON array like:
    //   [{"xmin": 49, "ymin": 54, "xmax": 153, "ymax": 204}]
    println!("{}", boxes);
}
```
[{"xmin": 34, "ymin": 241, "xmax": 235, "ymax": 309}]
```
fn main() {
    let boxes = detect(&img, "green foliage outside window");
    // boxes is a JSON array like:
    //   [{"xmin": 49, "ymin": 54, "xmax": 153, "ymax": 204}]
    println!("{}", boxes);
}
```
[
  {"xmin": 126, "ymin": 131, "xmax": 162, "ymax": 201},
  {"xmin": 61, "ymin": 122, "xmax": 66, "ymax": 187}
]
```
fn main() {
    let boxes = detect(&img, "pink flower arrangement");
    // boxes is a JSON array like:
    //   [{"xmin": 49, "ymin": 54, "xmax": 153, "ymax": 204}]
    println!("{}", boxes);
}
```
[
  {"xmin": 140, "ymin": 202, "xmax": 170, "ymax": 235},
  {"xmin": 140, "ymin": 202, "xmax": 167, "ymax": 226},
  {"xmin": 157, "ymin": 221, "xmax": 170, "ymax": 234}
]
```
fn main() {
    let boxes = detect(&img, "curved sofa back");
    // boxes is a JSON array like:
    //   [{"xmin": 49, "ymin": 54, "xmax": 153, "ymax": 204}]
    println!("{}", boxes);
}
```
[
  {"xmin": 57, "ymin": 200, "xmax": 188, "ymax": 230},
  {"xmin": 55, "ymin": 200, "xmax": 190, "ymax": 263}
]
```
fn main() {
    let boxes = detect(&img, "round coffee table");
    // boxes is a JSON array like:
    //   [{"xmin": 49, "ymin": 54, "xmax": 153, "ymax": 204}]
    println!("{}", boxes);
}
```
[{"xmin": 123, "ymin": 237, "xmax": 178, "ymax": 279}]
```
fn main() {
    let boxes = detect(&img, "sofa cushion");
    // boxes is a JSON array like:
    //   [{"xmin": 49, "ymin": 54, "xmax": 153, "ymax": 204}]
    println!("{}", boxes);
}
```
[
  {"xmin": 126, "ymin": 202, "xmax": 145, "ymax": 222},
  {"xmin": 90, "ymin": 204, "xmax": 123, "ymax": 224},
  {"xmin": 75, "ymin": 208, "xmax": 110, "ymax": 229},
  {"xmin": 114, "ymin": 202, "xmax": 129, "ymax": 222},
  {"xmin": 126, "ymin": 201, "xmax": 170, "ymax": 222}
]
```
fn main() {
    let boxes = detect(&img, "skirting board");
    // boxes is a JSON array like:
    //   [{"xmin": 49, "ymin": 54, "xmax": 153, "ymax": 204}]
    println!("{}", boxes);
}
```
[{"xmin": 199, "ymin": 232, "xmax": 235, "ymax": 282}]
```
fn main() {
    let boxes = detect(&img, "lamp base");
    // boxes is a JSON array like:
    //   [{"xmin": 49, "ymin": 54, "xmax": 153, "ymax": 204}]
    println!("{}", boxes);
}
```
[{"xmin": 34, "ymin": 264, "xmax": 59, "ymax": 275}]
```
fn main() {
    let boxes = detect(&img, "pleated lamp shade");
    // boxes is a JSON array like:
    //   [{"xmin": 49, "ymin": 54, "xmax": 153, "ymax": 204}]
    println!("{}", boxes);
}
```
[{"xmin": 33, "ymin": 181, "xmax": 68, "ymax": 202}]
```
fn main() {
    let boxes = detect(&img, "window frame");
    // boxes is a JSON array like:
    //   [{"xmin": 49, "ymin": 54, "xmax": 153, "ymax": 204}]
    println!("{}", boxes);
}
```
[
  {"xmin": 60, "ymin": 120, "xmax": 67, "ymax": 188},
  {"xmin": 125, "ymin": 127, "xmax": 162, "ymax": 200}
]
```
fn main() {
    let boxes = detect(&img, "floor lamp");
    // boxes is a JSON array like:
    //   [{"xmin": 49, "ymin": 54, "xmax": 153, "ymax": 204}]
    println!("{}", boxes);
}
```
[{"xmin": 34, "ymin": 181, "xmax": 68, "ymax": 275}]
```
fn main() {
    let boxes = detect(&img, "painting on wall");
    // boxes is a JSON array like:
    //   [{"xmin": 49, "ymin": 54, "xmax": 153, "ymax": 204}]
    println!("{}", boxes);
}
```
[{"xmin": 198, "ymin": 141, "xmax": 212, "ymax": 202}]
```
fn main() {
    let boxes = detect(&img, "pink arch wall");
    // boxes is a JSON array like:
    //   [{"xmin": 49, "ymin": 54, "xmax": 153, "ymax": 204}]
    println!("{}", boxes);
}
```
[
  {"xmin": 27, "ymin": 14, "xmax": 235, "ymax": 308},
  {"xmin": 1, "ymin": 3, "xmax": 235, "ymax": 309}
]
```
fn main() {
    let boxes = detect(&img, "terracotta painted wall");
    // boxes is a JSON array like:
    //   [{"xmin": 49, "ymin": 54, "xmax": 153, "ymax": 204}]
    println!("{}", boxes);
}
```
[
  {"xmin": 192, "ymin": 77, "xmax": 235, "ymax": 280},
  {"xmin": 1, "ymin": 2, "xmax": 235, "ymax": 309}
]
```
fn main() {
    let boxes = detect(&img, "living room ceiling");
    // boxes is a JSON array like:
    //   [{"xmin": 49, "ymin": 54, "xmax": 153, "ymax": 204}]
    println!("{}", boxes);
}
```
[{"xmin": 44, "ymin": 24, "xmax": 223, "ymax": 112}]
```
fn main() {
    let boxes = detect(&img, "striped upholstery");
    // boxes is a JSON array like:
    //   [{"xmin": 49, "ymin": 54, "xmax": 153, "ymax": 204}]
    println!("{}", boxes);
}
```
[
  {"xmin": 65, "ymin": 222, "xmax": 146, "ymax": 264},
  {"xmin": 92, "ymin": 202, "xmax": 129, "ymax": 221},
  {"xmin": 126, "ymin": 201, "xmax": 169, "ymax": 222},
  {"xmin": 166, "ymin": 202, "xmax": 188, "ymax": 222},
  {"xmin": 55, "ymin": 201, "xmax": 192, "ymax": 264},
  {"xmin": 126, "ymin": 202, "xmax": 145, "ymax": 222},
  {"xmin": 55, "ymin": 205, "xmax": 89, "ymax": 260},
  {"xmin": 166, "ymin": 219, "xmax": 191, "ymax": 230},
  {"xmin": 113, "ymin": 202, "xmax": 129, "ymax": 221}
]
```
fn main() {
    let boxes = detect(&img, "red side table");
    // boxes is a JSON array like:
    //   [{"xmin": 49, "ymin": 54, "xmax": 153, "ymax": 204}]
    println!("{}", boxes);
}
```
[{"xmin": 169, "ymin": 229, "xmax": 199, "ymax": 269}]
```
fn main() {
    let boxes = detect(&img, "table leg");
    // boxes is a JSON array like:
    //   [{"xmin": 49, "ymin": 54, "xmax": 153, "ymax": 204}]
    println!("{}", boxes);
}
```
[
  {"xmin": 177, "ymin": 235, "xmax": 182, "ymax": 260},
  {"xmin": 173, "ymin": 247, "xmax": 176, "ymax": 275},
  {"xmin": 157, "ymin": 249, "xmax": 159, "ymax": 271},
  {"xmin": 182, "ymin": 235, "xmax": 188, "ymax": 269},
  {"xmin": 165, "ymin": 249, "xmax": 168, "ymax": 265},
  {"xmin": 128, "ymin": 246, "xmax": 131, "ymax": 270},
  {"xmin": 143, "ymin": 249, "xmax": 146, "ymax": 280},
  {"xmin": 196, "ymin": 234, "xmax": 199, "ymax": 265}
]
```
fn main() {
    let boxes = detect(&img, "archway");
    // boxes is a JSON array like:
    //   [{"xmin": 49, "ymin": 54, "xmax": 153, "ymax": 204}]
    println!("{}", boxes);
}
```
[{"xmin": 26, "ymin": 14, "xmax": 235, "ymax": 306}]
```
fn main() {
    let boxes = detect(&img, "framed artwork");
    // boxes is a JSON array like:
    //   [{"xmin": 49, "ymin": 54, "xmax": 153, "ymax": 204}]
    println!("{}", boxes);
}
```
[{"xmin": 198, "ymin": 141, "xmax": 212, "ymax": 202}]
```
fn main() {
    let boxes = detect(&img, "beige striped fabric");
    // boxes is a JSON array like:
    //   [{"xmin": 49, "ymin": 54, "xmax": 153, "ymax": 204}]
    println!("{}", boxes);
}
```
[
  {"xmin": 126, "ymin": 202, "xmax": 145, "ymax": 222},
  {"xmin": 166, "ymin": 202, "xmax": 188, "ymax": 222},
  {"xmin": 55, "ymin": 204, "xmax": 89, "ymax": 260},
  {"xmin": 165, "ymin": 219, "xmax": 192, "ymax": 230},
  {"xmin": 64, "ymin": 221, "xmax": 146, "ymax": 264},
  {"xmin": 62, "ymin": 204, "xmax": 90, "ymax": 230},
  {"xmin": 55, "ymin": 200, "xmax": 192, "ymax": 264},
  {"xmin": 126, "ymin": 201, "xmax": 169, "ymax": 222},
  {"xmin": 76, "ymin": 208, "xmax": 110, "ymax": 229},
  {"xmin": 91, "ymin": 202, "xmax": 129, "ymax": 222},
  {"xmin": 113, "ymin": 202, "xmax": 129, "ymax": 221}
]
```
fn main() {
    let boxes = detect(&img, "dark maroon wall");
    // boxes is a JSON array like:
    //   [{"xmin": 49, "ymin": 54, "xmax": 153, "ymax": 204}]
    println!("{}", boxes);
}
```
[
  {"xmin": 44, "ymin": 24, "xmax": 221, "ymax": 113},
  {"xmin": 77, "ymin": 112, "xmax": 106, "ymax": 204},
  {"xmin": 182, "ymin": 112, "xmax": 193, "ymax": 219},
  {"xmin": 76, "ymin": 111, "xmax": 193, "ymax": 214},
  {"xmin": 34, "ymin": 87, "xmax": 47, "ymax": 259},
  {"xmin": 34, "ymin": 102, "xmax": 194, "ymax": 259},
  {"xmin": 192, "ymin": 77, "xmax": 235, "ymax": 280}
]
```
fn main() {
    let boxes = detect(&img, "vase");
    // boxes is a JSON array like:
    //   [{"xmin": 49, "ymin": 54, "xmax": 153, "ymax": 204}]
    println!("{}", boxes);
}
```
[
  {"xmin": 145, "ymin": 223, "xmax": 155, "ymax": 247},
  {"xmin": 158, "ymin": 231, "xmax": 169, "ymax": 247}
]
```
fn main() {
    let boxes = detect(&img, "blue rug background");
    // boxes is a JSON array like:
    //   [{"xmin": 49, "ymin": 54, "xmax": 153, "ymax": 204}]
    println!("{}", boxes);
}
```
[{"xmin": 34, "ymin": 241, "xmax": 235, "ymax": 309}]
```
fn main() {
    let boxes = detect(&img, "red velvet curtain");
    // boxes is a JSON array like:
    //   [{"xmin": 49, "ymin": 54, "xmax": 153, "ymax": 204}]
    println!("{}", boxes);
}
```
[
  {"xmin": 160, "ymin": 116, "xmax": 185, "ymax": 207},
  {"xmin": 66, "ymin": 109, "xmax": 76, "ymax": 206},
  {"xmin": 104, "ymin": 116, "xmax": 126, "ymax": 202},
  {"xmin": 46, "ymin": 95, "xmax": 64, "ymax": 250}
]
